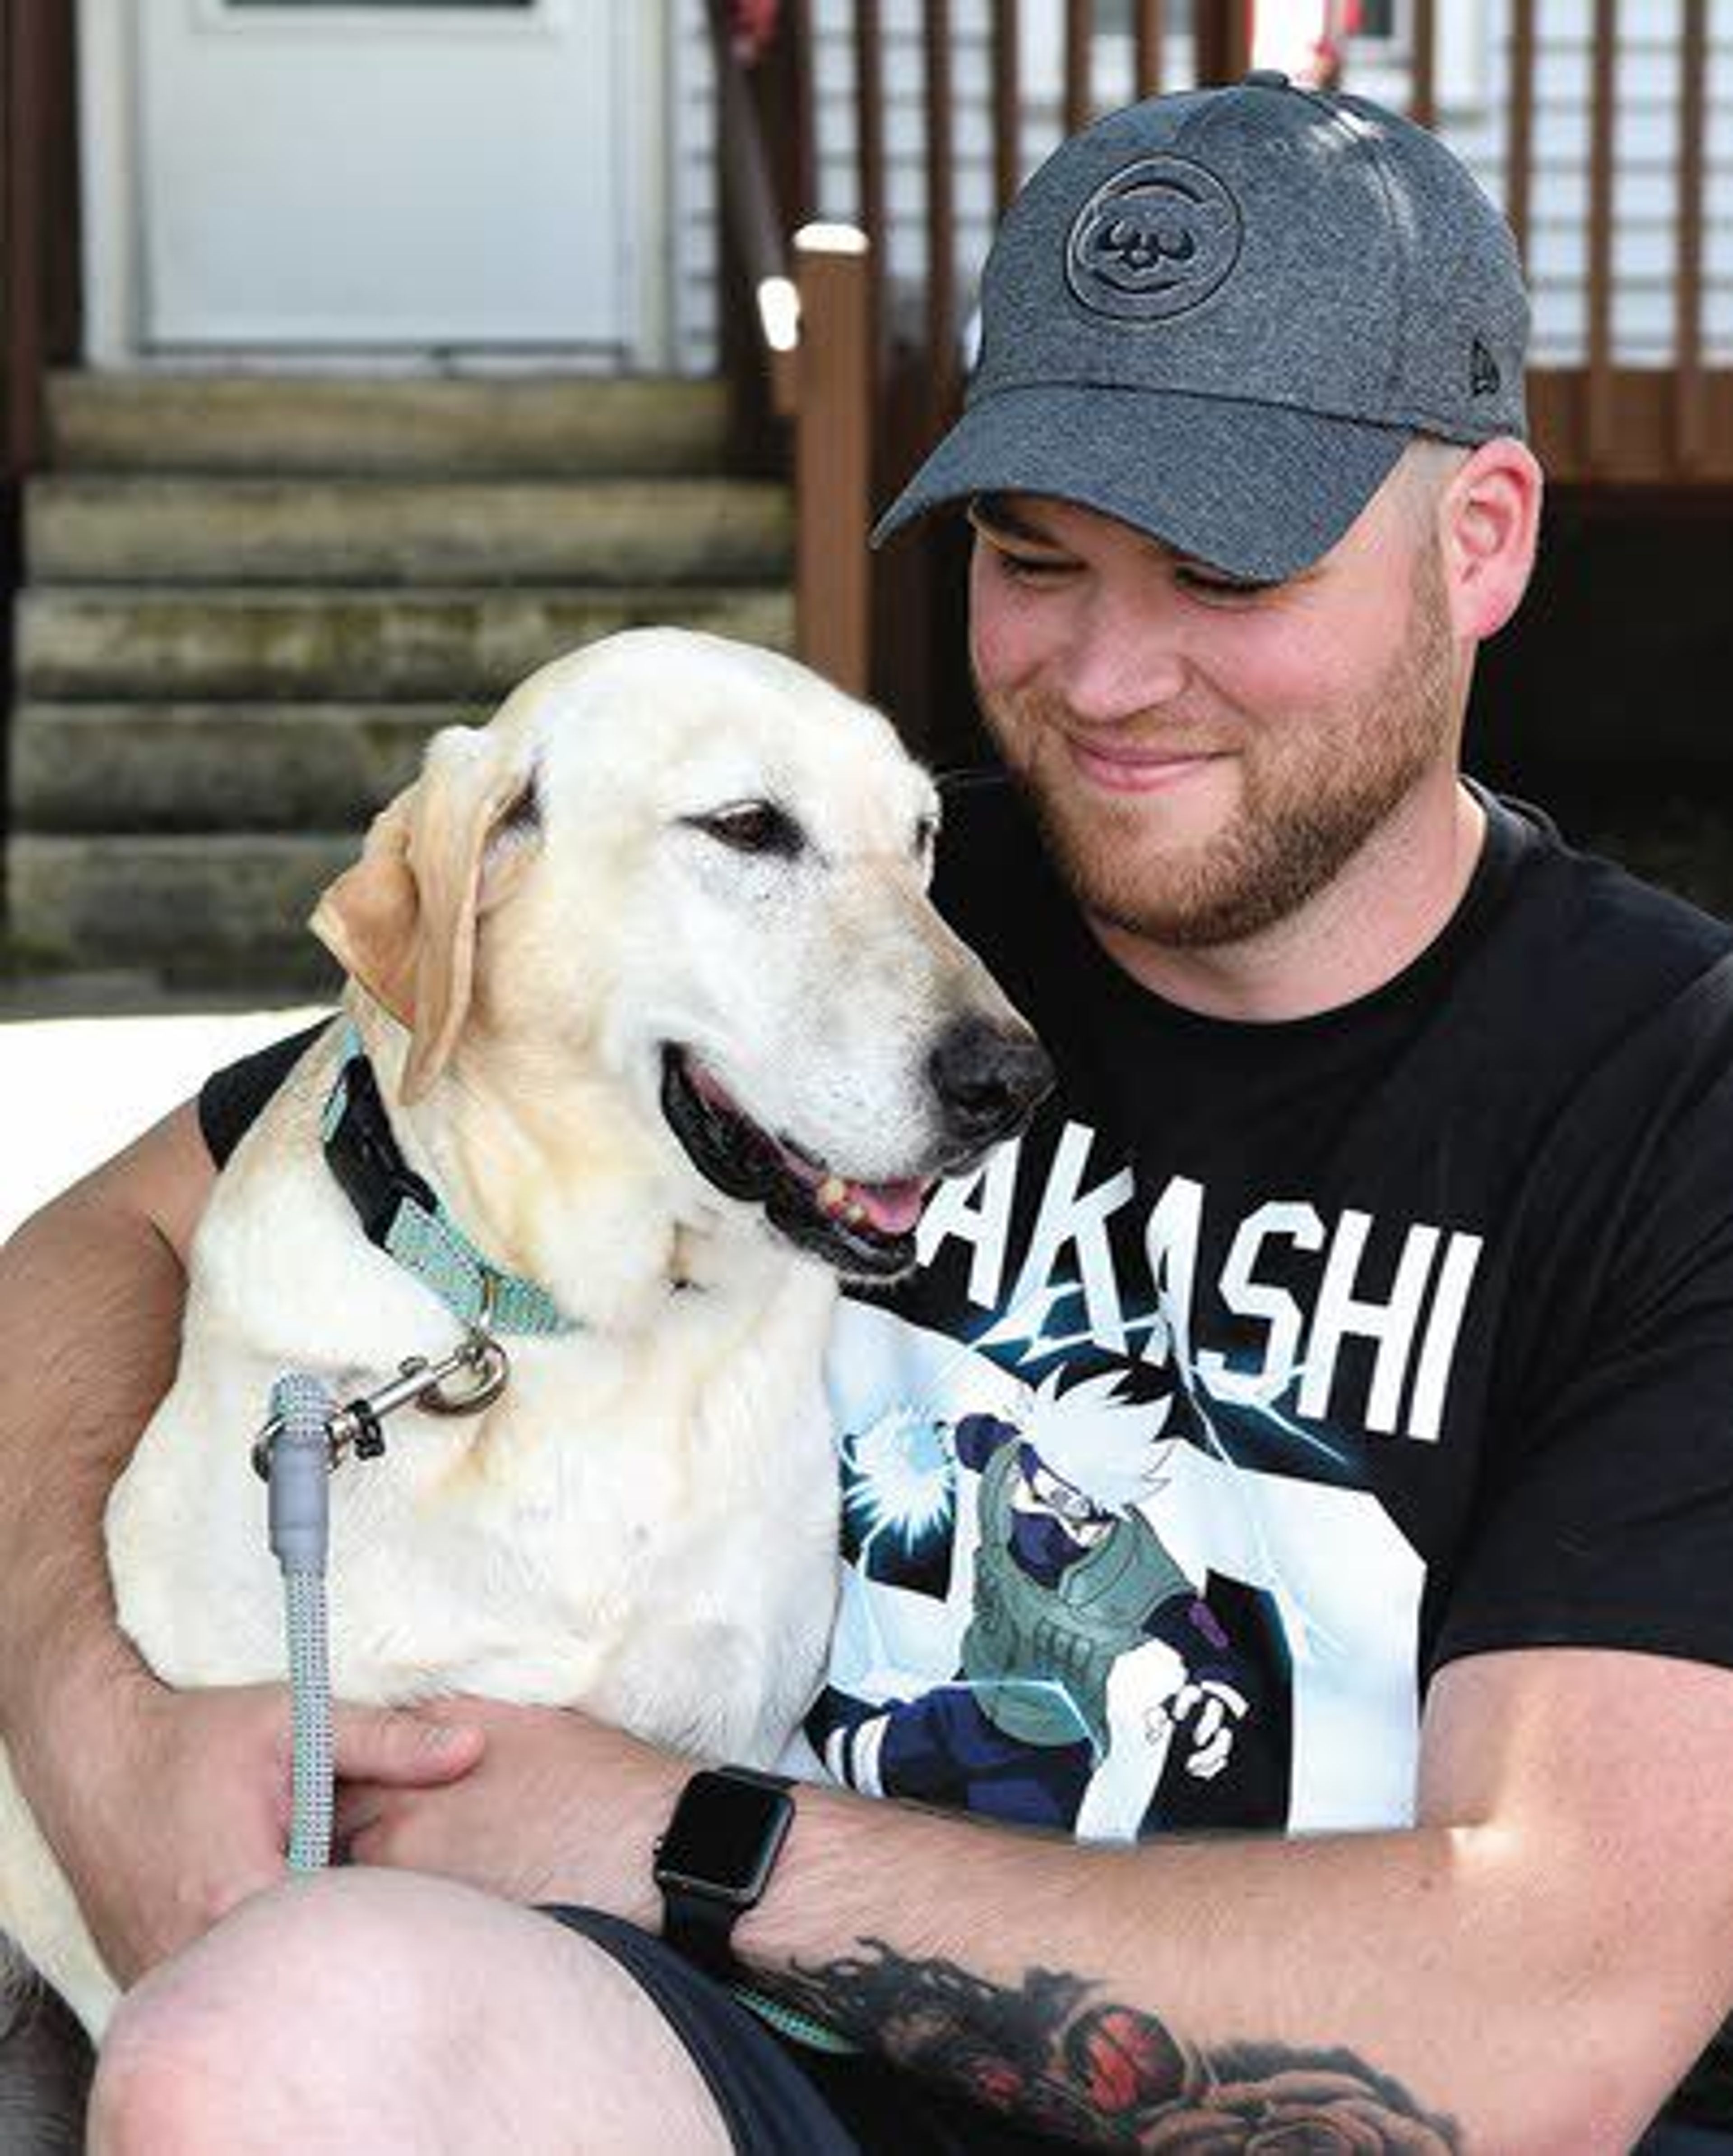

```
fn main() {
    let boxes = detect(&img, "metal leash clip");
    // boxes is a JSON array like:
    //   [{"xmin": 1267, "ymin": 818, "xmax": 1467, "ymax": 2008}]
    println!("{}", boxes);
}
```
[
  {"xmin": 417, "ymin": 1272, "xmax": 510, "ymax": 1420},
  {"xmin": 251, "ymin": 1279, "xmax": 511, "ymax": 1480}
]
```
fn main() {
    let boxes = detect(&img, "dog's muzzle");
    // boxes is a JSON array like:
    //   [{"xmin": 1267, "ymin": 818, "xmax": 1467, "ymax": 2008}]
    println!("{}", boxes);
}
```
[{"xmin": 660, "ymin": 1028, "xmax": 1051, "ymax": 1282}]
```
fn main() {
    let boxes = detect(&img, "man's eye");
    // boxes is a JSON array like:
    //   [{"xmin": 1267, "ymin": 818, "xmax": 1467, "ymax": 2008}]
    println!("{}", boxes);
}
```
[
  {"xmin": 685, "ymin": 802, "xmax": 805, "ymax": 858},
  {"xmin": 997, "ymin": 550, "xmax": 1072, "ymax": 581},
  {"xmin": 1176, "ymin": 566, "xmax": 1275, "ymax": 600}
]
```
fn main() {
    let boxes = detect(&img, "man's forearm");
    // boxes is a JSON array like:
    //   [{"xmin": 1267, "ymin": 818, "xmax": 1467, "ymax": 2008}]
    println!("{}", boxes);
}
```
[
  {"xmin": 0, "ymin": 1185, "xmax": 186, "ymax": 1744},
  {"xmin": 733, "ymin": 1778, "xmax": 1695, "ymax": 2154}
]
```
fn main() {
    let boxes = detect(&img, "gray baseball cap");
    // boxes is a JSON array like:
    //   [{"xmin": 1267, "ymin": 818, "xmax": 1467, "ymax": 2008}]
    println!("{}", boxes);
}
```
[{"xmin": 874, "ymin": 71, "xmax": 1530, "ymax": 581}]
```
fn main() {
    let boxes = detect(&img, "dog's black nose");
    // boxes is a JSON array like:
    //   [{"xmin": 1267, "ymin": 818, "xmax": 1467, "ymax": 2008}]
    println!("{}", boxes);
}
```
[{"xmin": 927, "ymin": 1018, "xmax": 1054, "ymax": 1147}]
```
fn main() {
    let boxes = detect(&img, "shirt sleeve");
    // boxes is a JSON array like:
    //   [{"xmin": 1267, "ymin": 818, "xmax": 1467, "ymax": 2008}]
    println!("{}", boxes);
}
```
[
  {"xmin": 197, "ymin": 1020, "xmax": 332, "ymax": 1168},
  {"xmin": 1430, "ymin": 960, "xmax": 1733, "ymax": 1679}
]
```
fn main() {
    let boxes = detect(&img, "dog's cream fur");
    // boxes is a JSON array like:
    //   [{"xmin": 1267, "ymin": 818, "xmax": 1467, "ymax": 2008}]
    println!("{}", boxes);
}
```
[{"xmin": 0, "ymin": 629, "xmax": 1040, "ymax": 2037}]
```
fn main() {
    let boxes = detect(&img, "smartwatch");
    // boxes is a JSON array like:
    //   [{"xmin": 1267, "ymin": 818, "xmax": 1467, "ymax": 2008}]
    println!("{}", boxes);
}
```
[{"xmin": 653, "ymin": 1765, "xmax": 796, "ymax": 1981}]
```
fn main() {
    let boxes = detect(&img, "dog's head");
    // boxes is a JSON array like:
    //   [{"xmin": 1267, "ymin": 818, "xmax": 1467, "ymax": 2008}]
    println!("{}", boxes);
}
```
[{"xmin": 312, "ymin": 629, "xmax": 1051, "ymax": 1280}]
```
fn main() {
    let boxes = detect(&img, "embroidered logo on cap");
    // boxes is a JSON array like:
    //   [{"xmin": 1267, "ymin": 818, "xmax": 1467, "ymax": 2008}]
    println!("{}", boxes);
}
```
[
  {"xmin": 1066, "ymin": 155, "xmax": 1243, "ymax": 323},
  {"xmin": 1470, "ymin": 337, "xmax": 1501, "ymax": 397}
]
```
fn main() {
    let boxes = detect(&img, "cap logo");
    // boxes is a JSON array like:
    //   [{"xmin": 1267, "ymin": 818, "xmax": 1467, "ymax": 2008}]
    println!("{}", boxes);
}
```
[
  {"xmin": 1065, "ymin": 155, "xmax": 1242, "ymax": 324},
  {"xmin": 1470, "ymin": 338, "xmax": 1501, "ymax": 397}
]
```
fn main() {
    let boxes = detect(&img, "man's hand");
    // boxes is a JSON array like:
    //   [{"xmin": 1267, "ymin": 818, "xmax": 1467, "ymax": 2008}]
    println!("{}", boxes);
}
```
[
  {"xmin": 334, "ymin": 1697, "xmax": 681, "ymax": 1931},
  {"xmin": 13, "ymin": 1674, "xmax": 484, "ymax": 1984}
]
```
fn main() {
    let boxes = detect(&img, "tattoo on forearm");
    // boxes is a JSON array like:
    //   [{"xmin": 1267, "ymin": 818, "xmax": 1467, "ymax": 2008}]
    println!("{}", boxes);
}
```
[{"xmin": 775, "ymin": 1940, "xmax": 1461, "ymax": 2151}]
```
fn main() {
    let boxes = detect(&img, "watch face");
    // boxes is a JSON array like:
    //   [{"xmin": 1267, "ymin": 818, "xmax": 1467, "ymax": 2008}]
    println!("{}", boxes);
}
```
[{"xmin": 657, "ymin": 1771, "xmax": 792, "ymax": 1901}]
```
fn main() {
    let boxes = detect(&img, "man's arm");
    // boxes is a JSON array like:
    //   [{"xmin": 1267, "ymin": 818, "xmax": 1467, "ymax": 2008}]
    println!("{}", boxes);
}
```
[
  {"xmin": 0, "ymin": 1101, "xmax": 209, "ymax": 1714},
  {"xmin": 740, "ymin": 1645, "xmax": 1733, "ymax": 2152},
  {"xmin": 0, "ymin": 1101, "xmax": 479, "ymax": 1982},
  {"xmin": 0, "ymin": 1103, "xmax": 300, "ymax": 1981},
  {"xmin": 344, "ymin": 1642, "xmax": 1733, "ymax": 2152}
]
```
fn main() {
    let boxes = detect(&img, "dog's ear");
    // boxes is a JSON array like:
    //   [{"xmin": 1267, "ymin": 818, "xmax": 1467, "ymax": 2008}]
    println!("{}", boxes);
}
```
[{"xmin": 310, "ymin": 727, "xmax": 539, "ymax": 1101}]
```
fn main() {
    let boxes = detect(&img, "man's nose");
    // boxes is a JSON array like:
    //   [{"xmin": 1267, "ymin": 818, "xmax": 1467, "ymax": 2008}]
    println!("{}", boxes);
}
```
[{"xmin": 1055, "ymin": 585, "xmax": 1189, "ymax": 724}]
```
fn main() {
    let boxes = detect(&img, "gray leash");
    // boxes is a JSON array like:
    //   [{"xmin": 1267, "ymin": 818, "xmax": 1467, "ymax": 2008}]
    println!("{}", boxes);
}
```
[
  {"xmin": 265, "ymin": 1372, "xmax": 337, "ymax": 1871},
  {"xmin": 256, "ymin": 1322, "xmax": 510, "ymax": 1873}
]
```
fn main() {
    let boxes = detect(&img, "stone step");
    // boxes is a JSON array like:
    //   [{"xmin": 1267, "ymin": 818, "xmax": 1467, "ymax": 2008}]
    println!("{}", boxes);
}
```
[
  {"xmin": 46, "ymin": 372, "xmax": 732, "ymax": 477},
  {"xmin": 26, "ymin": 477, "xmax": 791, "ymax": 587},
  {"xmin": 9, "ymin": 834, "xmax": 351, "ymax": 988},
  {"xmin": 16, "ymin": 585, "xmax": 793, "ymax": 700},
  {"xmin": 12, "ymin": 703, "xmax": 458, "ymax": 833}
]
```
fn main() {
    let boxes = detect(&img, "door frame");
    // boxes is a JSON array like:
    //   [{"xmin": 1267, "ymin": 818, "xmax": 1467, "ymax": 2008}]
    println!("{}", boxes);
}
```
[{"xmin": 75, "ymin": 0, "xmax": 677, "ymax": 370}]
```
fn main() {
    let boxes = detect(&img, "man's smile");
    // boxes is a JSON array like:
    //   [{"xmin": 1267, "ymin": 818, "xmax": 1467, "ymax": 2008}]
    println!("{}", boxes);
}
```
[{"xmin": 1062, "ymin": 736, "xmax": 1233, "ymax": 796}]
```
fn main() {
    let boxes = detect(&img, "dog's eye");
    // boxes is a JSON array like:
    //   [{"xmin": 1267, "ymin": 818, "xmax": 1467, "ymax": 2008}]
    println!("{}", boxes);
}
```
[{"xmin": 685, "ymin": 802, "xmax": 805, "ymax": 859}]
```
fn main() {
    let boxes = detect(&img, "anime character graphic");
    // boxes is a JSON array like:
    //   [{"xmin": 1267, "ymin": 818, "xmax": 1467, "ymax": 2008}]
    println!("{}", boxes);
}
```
[{"xmin": 809, "ymin": 1372, "xmax": 1251, "ymax": 1837}]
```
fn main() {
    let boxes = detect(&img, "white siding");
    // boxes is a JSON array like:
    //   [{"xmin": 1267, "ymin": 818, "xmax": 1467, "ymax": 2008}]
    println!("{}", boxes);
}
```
[
  {"xmin": 670, "ymin": 1, "xmax": 1733, "ymax": 372},
  {"xmin": 672, "ymin": 0, "xmax": 720, "ymax": 374}
]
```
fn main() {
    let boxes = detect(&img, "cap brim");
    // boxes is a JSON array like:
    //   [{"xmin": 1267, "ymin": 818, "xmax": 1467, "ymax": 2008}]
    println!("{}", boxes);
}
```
[{"xmin": 871, "ymin": 384, "xmax": 1411, "ymax": 583}]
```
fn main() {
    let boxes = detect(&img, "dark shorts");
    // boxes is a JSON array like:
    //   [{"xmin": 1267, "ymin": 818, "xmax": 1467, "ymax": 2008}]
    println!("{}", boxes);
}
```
[{"xmin": 541, "ymin": 1907, "xmax": 1066, "ymax": 2155}]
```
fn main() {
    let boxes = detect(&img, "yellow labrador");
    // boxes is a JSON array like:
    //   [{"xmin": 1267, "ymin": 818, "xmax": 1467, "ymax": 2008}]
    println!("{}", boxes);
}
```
[{"xmin": 0, "ymin": 629, "xmax": 1049, "ymax": 2035}]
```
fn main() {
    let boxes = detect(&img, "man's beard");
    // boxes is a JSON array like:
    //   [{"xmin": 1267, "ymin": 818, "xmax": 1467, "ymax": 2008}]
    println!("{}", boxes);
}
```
[{"xmin": 976, "ymin": 549, "xmax": 1459, "ymax": 951}]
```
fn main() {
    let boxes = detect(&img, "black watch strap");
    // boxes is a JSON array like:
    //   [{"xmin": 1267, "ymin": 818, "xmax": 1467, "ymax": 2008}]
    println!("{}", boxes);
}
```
[
  {"xmin": 660, "ymin": 1881, "xmax": 748, "ymax": 1982},
  {"xmin": 654, "ymin": 1766, "xmax": 795, "ymax": 1984}
]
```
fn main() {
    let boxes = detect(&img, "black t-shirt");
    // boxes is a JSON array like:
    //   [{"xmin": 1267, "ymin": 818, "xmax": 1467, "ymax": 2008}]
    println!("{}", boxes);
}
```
[
  {"xmin": 813, "ymin": 778, "xmax": 1733, "ymax": 1835},
  {"xmin": 199, "ymin": 774, "xmax": 1733, "ymax": 2119}
]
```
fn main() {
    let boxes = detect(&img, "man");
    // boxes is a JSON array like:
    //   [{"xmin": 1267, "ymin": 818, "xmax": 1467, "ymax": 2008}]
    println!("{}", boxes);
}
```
[{"xmin": 4, "ymin": 74, "xmax": 1733, "ymax": 2154}]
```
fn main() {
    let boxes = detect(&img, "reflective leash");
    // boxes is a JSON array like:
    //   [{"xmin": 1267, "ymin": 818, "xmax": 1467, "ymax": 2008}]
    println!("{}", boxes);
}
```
[{"xmin": 255, "ymin": 1311, "xmax": 510, "ymax": 1873}]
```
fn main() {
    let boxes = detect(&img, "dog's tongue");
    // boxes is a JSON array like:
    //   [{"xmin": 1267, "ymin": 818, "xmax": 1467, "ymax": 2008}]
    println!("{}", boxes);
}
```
[
  {"xmin": 686, "ymin": 1057, "xmax": 928, "ymax": 1238},
  {"xmin": 849, "ymin": 1178, "xmax": 927, "ymax": 1236}
]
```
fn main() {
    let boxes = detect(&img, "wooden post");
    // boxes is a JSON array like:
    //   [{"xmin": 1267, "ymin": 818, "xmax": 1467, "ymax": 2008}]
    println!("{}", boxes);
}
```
[
  {"xmin": 924, "ymin": 0, "xmax": 957, "ymax": 425},
  {"xmin": 793, "ymin": 226, "xmax": 872, "ymax": 699},
  {"xmin": 1674, "ymin": 0, "xmax": 1707, "ymax": 475},
  {"xmin": 2, "ymin": 0, "xmax": 53, "ymax": 486},
  {"xmin": 1, "ymin": 0, "xmax": 74, "ymax": 902},
  {"xmin": 708, "ymin": 0, "xmax": 809, "ymax": 474},
  {"xmin": 854, "ymin": 0, "xmax": 885, "ymax": 358},
  {"xmin": 1135, "ymin": 0, "xmax": 1166, "ymax": 98},
  {"xmin": 1409, "ymin": 0, "xmax": 1437, "ymax": 130},
  {"xmin": 1586, "ymin": 0, "xmax": 1618, "ymax": 474},
  {"xmin": 1505, "ymin": 0, "xmax": 1535, "ymax": 269},
  {"xmin": 1063, "ymin": 0, "xmax": 1090, "ymax": 136},
  {"xmin": 992, "ymin": 0, "xmax": 1020, "ymax": 213},
  {"xmin": 1194, "ymin": 0, "xmax": 1252, "ymax": 86}
]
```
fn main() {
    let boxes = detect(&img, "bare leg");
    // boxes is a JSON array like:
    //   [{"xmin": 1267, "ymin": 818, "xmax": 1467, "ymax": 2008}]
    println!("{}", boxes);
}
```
[{"xmin": 88, "ymin": 1871, "xmax": 734, "ymax": 2156}]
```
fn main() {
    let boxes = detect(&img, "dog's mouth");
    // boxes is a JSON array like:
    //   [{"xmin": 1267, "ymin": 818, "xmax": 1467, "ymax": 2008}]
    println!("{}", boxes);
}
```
[{"xmin": 660, "ymin": 1047, "xmax": 933, "ymax": 1280}]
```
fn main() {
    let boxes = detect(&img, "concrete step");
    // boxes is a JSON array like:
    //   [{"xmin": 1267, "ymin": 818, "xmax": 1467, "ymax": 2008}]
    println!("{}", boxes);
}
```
[
  {"xmin": 46, "ymin": 372, "xmax": 732, "ymax": 477},
  {"xmin": 16, "ymin": 585, "xmax": 793, "ymax": 700},
  {"xmin": 9, "ymin": 834, "xmax": 351, "ymax": 987},
  {"xmin": 26, "ymin": 477, "xmax": 791, "ymax": 587},
  {"xmin": 0, "ymin": 965, "xmax": 308, "ymax": 1018},
  {"xmin": 13, "ymin": 703, "xmax": 458, "ymax": 833}
]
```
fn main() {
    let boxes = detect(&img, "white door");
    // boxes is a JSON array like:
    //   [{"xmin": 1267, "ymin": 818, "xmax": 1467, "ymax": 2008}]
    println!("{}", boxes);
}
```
[{"xmin": 129, "ymin": 0, "xmax": 660, "ymax": 361}]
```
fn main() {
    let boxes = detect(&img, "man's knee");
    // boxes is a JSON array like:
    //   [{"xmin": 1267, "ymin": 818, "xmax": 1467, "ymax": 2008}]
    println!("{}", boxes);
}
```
[
  {"xmin": 88, "ymin": 1873, "xmax": 735, "ymax": 2155},
  {"xmin": 88, "ymin": 1873, "xmax": 471, "ymax": 2152}
]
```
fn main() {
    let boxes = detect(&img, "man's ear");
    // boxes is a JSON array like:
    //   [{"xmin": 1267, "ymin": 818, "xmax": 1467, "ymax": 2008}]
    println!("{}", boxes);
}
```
[
  {"xmin": 1441, "ymin": 435, "xmax": 1544, "ymax": 643},
  {"xmin": 310, "ymin": 726, "xmax": 540, "ymax": 1102}
]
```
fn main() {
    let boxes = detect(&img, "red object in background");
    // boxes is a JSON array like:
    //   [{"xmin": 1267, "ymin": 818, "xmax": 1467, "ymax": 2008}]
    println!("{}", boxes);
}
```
[
  {"xmin": 1314, "ymin": 0, "xmax": 1362, "ymax": 88},
  {"xmin": 727, "ymin": 0, "xmax": 780, "ymax": 64},
  {"xmin": 1249, "ymin": 0, "xmax": 1364, "ymax": 89}
]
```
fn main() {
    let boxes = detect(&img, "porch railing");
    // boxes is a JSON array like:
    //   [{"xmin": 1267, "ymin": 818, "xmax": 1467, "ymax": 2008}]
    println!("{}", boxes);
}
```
[{"xmin": 709, "ymin": 0, "xmax": 876, "ymax": 699}]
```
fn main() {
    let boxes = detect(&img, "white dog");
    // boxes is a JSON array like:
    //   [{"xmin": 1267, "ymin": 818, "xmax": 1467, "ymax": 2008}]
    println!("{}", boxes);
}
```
[{"xmin": 0, "ymin": 628, "xmax": 1050, "ymax": 2037}]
